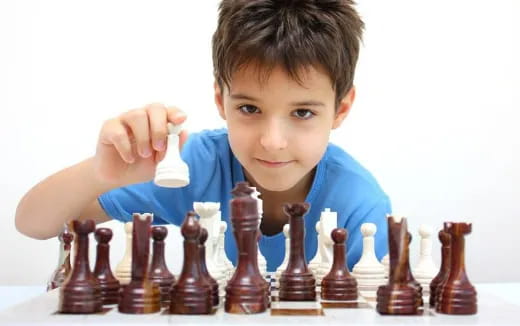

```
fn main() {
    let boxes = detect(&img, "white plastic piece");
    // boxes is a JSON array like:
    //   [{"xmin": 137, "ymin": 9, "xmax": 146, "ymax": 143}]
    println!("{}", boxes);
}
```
[
  {"xmin": 275, "ymin": 224, "xmax": 291, "ymax": 283},
  {"xmin": 216, "ymin": 221, "xmax": 234, "ymax": 282},
  {"xmin": 414, "ymin": 224, "xmax": 438, "ymax": 295},
  {"xmin": 115, "ymin": 221, "xmax": 133, "ymax": 285},
  {"xmin": 315, "ymin": 208, "xmax": 337, "ymax": 283},
  {"xmin": 308, "ymin": 221, "xmax": 323, "ymax": 275},
  {"xmin": 154, "ymin": 122, "xmax": 190, "ymax": 188},
  {"xmin": 381, "ymin": 254, "xmax": 390, "ymax": 278},
  {"xmin": 250, "ymin": 187, "xmax": 267, "ymax": 278}
]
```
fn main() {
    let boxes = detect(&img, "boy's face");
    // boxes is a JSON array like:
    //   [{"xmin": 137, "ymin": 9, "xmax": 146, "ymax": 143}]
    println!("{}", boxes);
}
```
[{"xmin": 214, "ymin": 64, "xmax": 354, "ymax": 192}]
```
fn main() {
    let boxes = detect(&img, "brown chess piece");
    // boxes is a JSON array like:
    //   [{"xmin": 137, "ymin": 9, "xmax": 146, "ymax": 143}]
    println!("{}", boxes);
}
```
[
  {"xmin": 321, "ymin": 228, "xmax": 358, "ymax": 301},
  {"xmin": 406, "ymin": 232, "xmax": 424, "ymax": 307},
  {"xmin": 47, "ymin": 229, "xmax": 73, "ymax": 291},
  {"xmin": 429, "ymin": 230, "xmax": 451, "ymax": 307},
  {"xmin": 118, "ymin": 213, "xmax": 161, "ymax": 314},
  {"xmin": 93, "ymin": 228, "xmax": 120, "ymax": 305},
  {"xmin": 59, "ymin": 220, "xmax": 102, "ymax": 313},
  {"xmin": 376, "ymin": 216, "xmax": 421, "ymax": 315},
  {"xmin": 225, "ymin": 182, "xmax": 269, "ymax": 314},
  {"xmin": 436, "ymin": 222, "xmax": 477, "ymax": 315},
  {"xmin": 149, "ymin": 226, "xmax": 175, "ymax": 304},
  {"xmin": 279, "ymin": 202, "xmax": 316, "ymax": 301},
  {"xmin": 170, "ymin": 211, "xmax": 213, "ymax": 314},
  {"xmin": 199, "ymin": 228, "xmax": 219, "ymax": 306}
]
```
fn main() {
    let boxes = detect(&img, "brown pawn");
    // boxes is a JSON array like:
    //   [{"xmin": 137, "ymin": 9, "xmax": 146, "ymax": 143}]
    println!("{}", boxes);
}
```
[
  {"xmin": 279, "ymin": 202, "xmax": 316, "ymax": 301},
  {"xmin": 119, "ymin": 213, "xmax": 161, "ymax": 314},
  {"xmin": 149, "ymin": 226, "xmax": 175, "ymax": 304},
  {"xmin": 59, "ymin": 220, "xmax": 102, "ymax": 313},
  {"xmin": 436, "ymin": 222, "xmax": 477, "ymax": 315},
  {"xmin": 376, "ymin": 216, "xmax": 421, "ymax": 315},
  {"xmin": 321, "ymin": 228, "xmax": 358, "ymax": 301},
  {"xmin": 199, "ymin": 228, "xmax": 219, "ymax": 306},
  {"xmin": 47, "ymin": 229, "xmax": 73, "ymax": 291},
  {"xmin": 429, "ymin": 230, "xmax": 451, "ymax": 307},
  {"xmin": 93, "ymin": 228, "xmax": 120, "ymax": 305},
  {"xmin": 225, "ymin": 182, "xmax": 269, "ymax": 314},
  {"xmin": 170, "ymin": 211, "xmax": 213, "ymax": 314},
  {"xmin": 406, "ymin": 232, "xmax": 424, "ymax": 307}
]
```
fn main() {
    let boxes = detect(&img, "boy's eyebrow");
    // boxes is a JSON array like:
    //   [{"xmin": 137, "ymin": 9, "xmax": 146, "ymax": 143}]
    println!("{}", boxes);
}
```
[
  {"xmin": 230, "ymin": 93, "xmax": 325, "ymax": 107},
  {"xmin": 230, "ymin": 93, "xmax": 259, "ymax": 101}
]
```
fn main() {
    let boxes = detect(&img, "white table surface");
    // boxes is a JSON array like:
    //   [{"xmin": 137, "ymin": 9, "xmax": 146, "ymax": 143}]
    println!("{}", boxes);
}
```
[{"xmin": 0, "ymin": 283, "xmax": 519, "ymax": 325}]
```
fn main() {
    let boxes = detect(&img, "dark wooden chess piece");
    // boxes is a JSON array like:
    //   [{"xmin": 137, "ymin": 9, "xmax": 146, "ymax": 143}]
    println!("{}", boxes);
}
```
[
  {"xmin": 199, "ymin": 228, "xmax": 219, "ymax": 306},
  {"xmin": 118, "ymin": 213, "xmax": 161, "ymax": 314},
  {"xmin": 429, "ymin": 230, "xmax": 451, "ymax": 307},
  {"xmin": 47, "ymin": 228, "xmax": 73, "ymax": 291},
  {"xmin": 279, "ymin": 202, "xmax": 316, "ymax": 301},
  {"xmin": 225, "ymin": 182, "xmax": 269, "ymax": 314},
  {"xmin": 376, "ymin": 216, "xmax": 421, "ymax": 315},
  {"xmin": 59, "ymin": 220, "xmax": 102, "ymax": 313},
  {"xmin": 406, "ymin": 232, "xmax": 423, "ymax": 307},
  {"xmin": 321, "ymin": 228, "xmax": 358, "ymax": 301},
  {"xmin": 93, "ymin": 228, "xmax": 120, "ymax": 305},
  {"xmin": 436, "ymin": 222, "xmax": 477, "ymax": 315},
  {"xmin": 149, "ymin": 226, "xmax": 175, "ymax": 304},
  {"xmin": 170, "ymin": 211, "xmax": 213, "ymax": 314}
]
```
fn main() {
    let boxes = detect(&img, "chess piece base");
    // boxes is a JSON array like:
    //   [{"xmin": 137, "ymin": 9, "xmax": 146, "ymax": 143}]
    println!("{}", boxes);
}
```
[
  {"xmin": 279, "ymin": 273, "xmax": 316, "ymax": 301},
  {"xmin": 436, "ymin": 285, "xmax": 477, "ymax": 315},
  {"xmin": 118, "ymin": 282, "xmax": 161, "ymax": 314},
  {"xmin": 376, "ymin": 284, "xmax": 420, "ymax": 315},
  {"xmin": 59, "ymin": 283, "xmax": 102, "ymax": 314}
]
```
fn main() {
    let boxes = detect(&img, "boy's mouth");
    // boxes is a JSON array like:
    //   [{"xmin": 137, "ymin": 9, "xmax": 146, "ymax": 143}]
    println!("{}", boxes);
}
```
[{"xmin": 256, "ymin": 158, "xmax": 294, "ymax": 168}]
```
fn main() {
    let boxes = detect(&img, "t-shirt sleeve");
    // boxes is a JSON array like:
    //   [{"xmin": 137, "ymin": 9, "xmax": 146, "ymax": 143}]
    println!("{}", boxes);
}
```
[
  {"xmin": 97, "ymin": 131, "xmax": 221, "ymax": 226},
  {"xmin": 343, "ymin": 195, "xmax": 391, "ymax": 270}
]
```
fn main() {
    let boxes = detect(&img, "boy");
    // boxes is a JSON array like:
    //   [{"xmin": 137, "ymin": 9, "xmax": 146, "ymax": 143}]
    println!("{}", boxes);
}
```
[{"xmin": 15, "ymin": 0, "xmax": 390, "ymax": 272}]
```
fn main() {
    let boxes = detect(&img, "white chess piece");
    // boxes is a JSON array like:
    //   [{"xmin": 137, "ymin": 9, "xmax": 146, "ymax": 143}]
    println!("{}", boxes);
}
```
[
  {"xmin": 115, "ymin": 221, "xmax": 133, "ymax": 285},
  {"xmin": 154, "ymin": 122, "xmax": 189, "ymax": 187},
  {"xmin": 414, "ymin": 224, "xmax": 438, "ymax": 296},
  {"xmin": 251, "ymin": 187, "xmax": 267, "ymax": 278},
  {"xmin": 193, "ymin": 202, "xmax": 225, "ymax": 294},
  {"xmin": 308, "ymin": 221, "xmax": 323, "ymax": 276},
  {"xmin": 352, "ymin": 223, "xmax": 386, "ymax": 300},
  {"xmin": 275, "ymin": 224, "xmax": 290, "ymax": 285},
  {"xmin": 315, "ymin": 208, "xmax": 337, "ymax": 284},
  {"xmin": 381, "ymin": 254, "xmax": 390, "ymax": 278},
  {"xmin": 216, "ymin": 221, "xmax": 234, "ymax": 281}
]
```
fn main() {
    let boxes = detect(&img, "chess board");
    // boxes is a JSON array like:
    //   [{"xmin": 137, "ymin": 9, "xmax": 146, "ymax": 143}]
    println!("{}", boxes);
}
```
[{"xmin": 1, "ymin": 284, "xmax": 519, "ymax": 325}]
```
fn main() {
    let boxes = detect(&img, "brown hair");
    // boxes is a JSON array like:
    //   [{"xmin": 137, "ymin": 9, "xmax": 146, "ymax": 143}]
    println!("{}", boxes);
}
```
[{"xmin": 212, "ymin": 0, "xmax": 365, "ymax": 108}]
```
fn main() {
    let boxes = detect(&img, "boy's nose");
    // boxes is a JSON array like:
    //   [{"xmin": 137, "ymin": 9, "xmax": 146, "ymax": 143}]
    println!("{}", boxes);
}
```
[{"xmin": 259, "ymin": 120, "xmax": 288, "ymax": 151}]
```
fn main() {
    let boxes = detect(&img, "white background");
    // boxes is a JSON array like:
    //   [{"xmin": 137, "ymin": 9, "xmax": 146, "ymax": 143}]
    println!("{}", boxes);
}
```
[{"xmin": 1, "ymin": 0, "xmax": 518, "ymax": 285}]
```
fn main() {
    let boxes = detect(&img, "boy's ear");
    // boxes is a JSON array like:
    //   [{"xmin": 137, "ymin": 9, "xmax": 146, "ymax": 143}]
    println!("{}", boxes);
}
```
[
  {"xmin": 332, "ymin": 86, "xmax": 356, "ymax": 129},
  {"xmin": 214, "ymin": 81, "xmax": 226, "ymax": 120}
]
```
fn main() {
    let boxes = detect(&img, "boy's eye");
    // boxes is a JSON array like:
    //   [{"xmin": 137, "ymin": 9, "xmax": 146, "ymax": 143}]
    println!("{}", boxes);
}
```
[
  {"xmin": 238, "ymin": 105, "xmax": 260, "ymax": 115},
  {"xmin": 292, "ymin": 109, "xmax": 315, "ymax": 120}
]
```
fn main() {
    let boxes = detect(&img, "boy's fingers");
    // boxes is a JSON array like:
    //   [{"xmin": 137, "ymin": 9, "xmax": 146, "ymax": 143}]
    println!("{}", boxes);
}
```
[
  {"xmin": 146, "ymin": 104, "xmax": 168, "ymax": 152},
  {"xmin": 166, "ymin": 106, "xmax": 187, "ymax": 125},
  {"xmin": 121, "ymin": 109, "xmax": 152, "ymax": 159},
  {"xmin": 105, "ymin": 121, "xmax": 135, "ymax": 164}
]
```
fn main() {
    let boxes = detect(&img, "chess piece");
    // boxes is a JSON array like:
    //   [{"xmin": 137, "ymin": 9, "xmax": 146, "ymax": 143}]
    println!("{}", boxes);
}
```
[
  {"xmin": 308, "ymin": 221, "xmax": 322, "ymax": 275},
  {"xmin": 436, "ymin": 222, "xmax": 477, "ymax": 315},
  {"xmin": 414, "ymin": 225, "xmax": 437, "ymax": 297},
  {"xmin": 149, "ymin": 226, "xmax": 175, "ymax": 304},
  {"xmin": 430, "ymin": 230, "xmax": 451, "ymax": 307},
  {"xmin": 251, "ymin": 187, "xmax": 268, "ymax": 278},
  {"xmin": 115, "ymin": 222, "xmax": 133, "ymax": 286},
  {"xmin": 199, "ymin": 228, "xmax": 219, "ymax": 307},
  {"xmin": 154, "ymin": 122, "xmax": 190, "ymax": 187},
  {"xmin": 119, "ymin": 213, "xmax": 161, "ymax": 314},
  {"xmin": 216, "ymin": 221, "xmax": 234, "ymax": 281},
  {"xmin": 170, "ymin": 211, "xmax": 213, "ymax": 314},
  {"xmin": 93, "ymin": 228, "xmax": 120, "ymax": 305},
  {"xmin": 225, "ymin": 182, "xmax": 269, "ymax": 314},
  {"xmin": 352, "ymin": 223, "xmax": 386, "ymax": 299},
  {"xmin": 47, "ymin": 228, "xmax": 73, "ymax": 291},
  {"xmin": 315, "ymin": 208, "xmax": 337, "ymax": 283},
  {"xmin": 376, "ymin": 216, "xmax": 421, "ymax": 315},
  {"xmin": 59, "ymin": 219, "xmax": 102, "ymax": 313},
  {"xmin": 275, "ymin": 224, "xmax": 290, "ymax": 282},
  {"xmin": 279, "ymin": 202, "xmax": 316, "ymax": 301},
  {"xmin": 381, "ymin": 254, "xmax": 390, "ymax": 277},
  {"xmin": 405, "ymin": 232, "xmax": 423, "ymax": 307},
  {"xmin": 321, "ymin": 228, "xmax": 358, "ymax": 301}
]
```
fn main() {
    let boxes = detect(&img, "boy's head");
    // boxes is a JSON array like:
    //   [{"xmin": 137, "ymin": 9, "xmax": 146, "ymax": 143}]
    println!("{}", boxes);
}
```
[{"xmin": 212, "ymin": 0, "xmax": 365, "ymax": 193}]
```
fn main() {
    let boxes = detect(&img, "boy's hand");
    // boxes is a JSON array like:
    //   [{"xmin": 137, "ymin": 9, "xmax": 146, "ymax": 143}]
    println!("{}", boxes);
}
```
[{"xmin": 94, "ymin": 103, "xmax": 188, "ymax": 187}]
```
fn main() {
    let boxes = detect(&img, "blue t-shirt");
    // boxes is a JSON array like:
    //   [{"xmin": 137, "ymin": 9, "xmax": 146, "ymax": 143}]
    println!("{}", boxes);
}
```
[{"xmin": 98, "ymin": 128, "xmax": 391, "ymax": 272}]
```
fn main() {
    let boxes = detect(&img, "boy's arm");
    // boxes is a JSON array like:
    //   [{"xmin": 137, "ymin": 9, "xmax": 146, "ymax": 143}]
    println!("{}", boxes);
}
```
[{"xmin": 15, "ymin": 157, "xmax": 113, "ymax": 240}]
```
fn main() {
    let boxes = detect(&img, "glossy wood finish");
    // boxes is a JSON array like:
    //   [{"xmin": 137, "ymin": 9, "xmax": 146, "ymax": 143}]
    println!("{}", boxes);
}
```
[
  {"xmin": 429, "ymin": 230, "xmax": 451, "ymax": 307},
  {"xmin": 170, "ymin": 211, "xmax": 213, "ymax": 314},
  {"xmin": 47, "ymin": 229, "xmax": 73, "ymax": 291},
  {"xmin": 436, "ymin": 222, "xmax": 477, "ymax": 315},
  {"xmin": 93, "ymin": 228, "xmax": 120, "ymax": 305},
  {"xmin": 118, "ymin": 214, "xmax": 161, "ymax": 314},
  {"xmin": 321, "ymin": 228, "xmax": 358, "ymax": 301},
  {"xmin": 279, "ymin": 202, "xmax": 316, "ymax": 301},
  {"xmin": 149, "ymin": 226, "xmax": 175, "ymax": 304},
  {"xmin": 59, "ymin": 220, "xmax": 102, "ymax": 314},
  {"xmin": 225, "ymin": 182, "xmax": 269, "ymax": 314}
]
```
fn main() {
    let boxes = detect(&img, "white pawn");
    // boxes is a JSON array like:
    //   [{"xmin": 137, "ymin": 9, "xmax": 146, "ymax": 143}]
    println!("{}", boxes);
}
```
[
  {"xmin": 216, "ymin": 221, "xmax": 234, "ymax": 281},
  {"xmin": 250, "ymin": 187, "xmax": 267, "ymax": 278},
  {"xmin": 414, "ymin": 224, "xmax": 438, "ymax": 297},
  {"xmin": 115, "ymin": 221, "xmax": 133, "ymax": 285},
  {"xmin": 275, "ymin": 224, "xmax": 290, "ymax": 285},
  {"xmin": 308, "ymin": 221, "xmax": 323, "ymax": 276},
  {"xmin": 352, "ymin": 223, "xmax": 386, "ymax": 300},
  {"xmin": 154, "ymin": 122, "xmax": 190, "ymax": 188},
  {"xmin": 381, "ymin": 254, "xmax": 390, "ymax": 278},
  {"xmin": 315, "ymin": 208, "xmax": 337, "ymax": 284}
]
